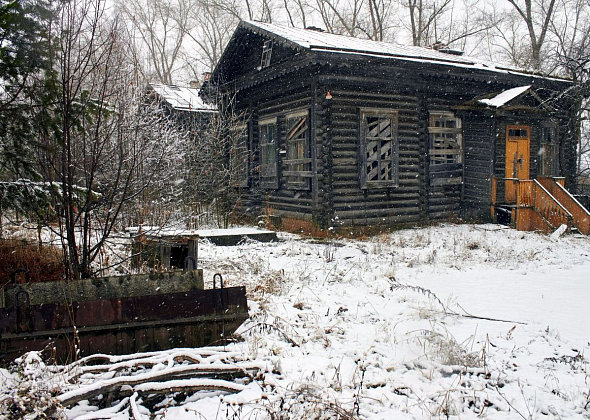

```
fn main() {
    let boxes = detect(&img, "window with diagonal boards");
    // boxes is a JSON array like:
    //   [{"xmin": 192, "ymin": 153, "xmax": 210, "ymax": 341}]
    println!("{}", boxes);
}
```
[
  {"xmin": 360, "ymin": 109, "xmax": 399, "ymax": 189},
  {"xmin": 231, "ymin": 123, "xmax": 249, "ymax": 188},
  {"xmin": 285, "ymin": 110, "xmax": 312, "ymax": 190}
]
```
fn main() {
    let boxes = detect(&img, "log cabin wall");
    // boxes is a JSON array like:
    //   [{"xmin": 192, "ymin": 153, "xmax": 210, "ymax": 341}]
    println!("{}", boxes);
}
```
[
  {"xmin": 317, "ymin": 78, "xmax": 424, "ymax": 227},
  {"xmin": 230, "ymin": 76, "xmax": 574, "ymax": 228},
  {"xmin": 231, "ymin": 77, "xmax": 317, "ymax": 222},
  {"xmin": 560, "ymin": 122, "xmax": 577, "ymax": 191},
  {"xmin": 461, "ymin": 112, "xmax": 495, "ymax": 220}
]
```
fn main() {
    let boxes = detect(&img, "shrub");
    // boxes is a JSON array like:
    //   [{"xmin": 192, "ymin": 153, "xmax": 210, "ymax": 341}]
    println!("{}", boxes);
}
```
[
  {"xmin": 0, "ymin": 239, "xmax": 64, "ymax": 285},
  {"xmin": 0, "ymin": 352, "xmax": 66, "ymax": 419}
]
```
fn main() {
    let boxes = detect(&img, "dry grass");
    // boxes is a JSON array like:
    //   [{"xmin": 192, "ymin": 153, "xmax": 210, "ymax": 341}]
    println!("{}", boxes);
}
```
[
  {"xmin": 273, "ymin": 217, "xmax": 331, "ymax": 238},
  {"xmin": 0, "ymin": 239, "xmax": 64, "ymax": 285}
]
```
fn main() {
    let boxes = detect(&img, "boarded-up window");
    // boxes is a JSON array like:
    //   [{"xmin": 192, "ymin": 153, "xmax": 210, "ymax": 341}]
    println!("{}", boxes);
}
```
[
  {"xmin": 284, "ymin": 110, "xmax": 311, "ymax": 190},
  {"xmin": 359, "ymin": 109, "xmax": 398, "ymax": 189},
  {"xmin": 540, "ymin": 124, "xmax": 558, "ymax": 176},
  {"xmin": 259, "ymin": 117, "xmax": 278, "ymax": 188},
  {"xmin": 429, "ymin": 112, "xmax": 462, "ymax": 165},
  {"xmin": 230, "ymin": 123, "xmax": 249, "ymax": 188}
]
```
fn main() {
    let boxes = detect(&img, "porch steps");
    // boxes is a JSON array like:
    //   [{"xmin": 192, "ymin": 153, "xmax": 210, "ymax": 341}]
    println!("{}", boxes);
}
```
[
  {"xmin": 536, "ymin": 177, "xmax": 590, "ymax": 235},
  {"xmin": 494, "ymin": 177, "xmax": 589, "ymax": 235}
]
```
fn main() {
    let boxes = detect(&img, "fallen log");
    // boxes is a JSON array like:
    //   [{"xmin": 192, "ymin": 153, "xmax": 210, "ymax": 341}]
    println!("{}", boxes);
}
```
[{"xmin": 58, "ymin": 362, "xmax": 262, "ymax": 407}]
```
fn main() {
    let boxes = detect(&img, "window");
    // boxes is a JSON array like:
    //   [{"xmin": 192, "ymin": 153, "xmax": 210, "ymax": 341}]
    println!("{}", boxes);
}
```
[
  {"xmin": 284, "ymin": 110, "xmax": 311, "ymax": 190},
  {"xmin": 259, "ymin": 117, "xmax": 278, "ymax": 188},
  {"xmin": 429, "ymin": 112, "xmax": 462, "ymax": 165},
  {"xmin": 260, "ymin": 40, "xmax": 272, "ymax": 69},
  {"xmin": 230, "ymin": 123, "xmax": 249, "ymax": 188},
  {"xmin": 359, "ymin": 109, "xmax": 398, "ymax": 189},
  {"xmin": 508, "ymin": 128, "xmax": 528, "ymax": 138},
  {"xmin": 540, "ymin": 124, "xmax": 558, "ymax": 176}
]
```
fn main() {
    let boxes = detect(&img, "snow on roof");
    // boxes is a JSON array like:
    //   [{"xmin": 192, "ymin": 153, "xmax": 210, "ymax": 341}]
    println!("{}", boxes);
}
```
[
  {"xmin": 477, "ymin": 85, "xmax": 532, "ymax": 107},
  {"xmin": 126, "ymin": 226, "xmax": 274, "ymax": 238},
  {"xmin": 150, "ymin": 83, "xmax": 216, "ymax": 113},
  {"xmin": 242, "ymin": 21, "xmax": 523, "ymax": 73}
]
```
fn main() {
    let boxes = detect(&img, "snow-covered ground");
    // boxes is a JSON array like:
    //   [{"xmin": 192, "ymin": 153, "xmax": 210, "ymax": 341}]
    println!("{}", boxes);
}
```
[{"xmin": 1, "ymin": 223, "xmax": 589, "ymax": 419}]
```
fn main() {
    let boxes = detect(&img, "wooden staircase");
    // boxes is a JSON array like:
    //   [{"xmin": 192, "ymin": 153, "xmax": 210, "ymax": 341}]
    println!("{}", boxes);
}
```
[{"xmin": 492, "ymin": 177, "xmax": 590, "ymax": 235}]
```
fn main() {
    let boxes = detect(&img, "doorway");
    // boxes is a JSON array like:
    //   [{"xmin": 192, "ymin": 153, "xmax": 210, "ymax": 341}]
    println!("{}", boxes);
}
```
[{"xmin": 505, "ymin": 125, "xmax": 530, "ymax": 203}]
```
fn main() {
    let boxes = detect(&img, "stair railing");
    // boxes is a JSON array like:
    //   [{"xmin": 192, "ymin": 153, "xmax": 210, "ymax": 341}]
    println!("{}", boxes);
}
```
[{"xmin": 531, "ymin": 180, "xmax": 573, "ymax": 229}]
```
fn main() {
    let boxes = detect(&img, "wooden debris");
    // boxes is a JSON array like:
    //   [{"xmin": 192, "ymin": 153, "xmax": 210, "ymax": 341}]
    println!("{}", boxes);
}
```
[{"xmin": 57, "ymin": 348, "xmax": 266, "ymax": 411}]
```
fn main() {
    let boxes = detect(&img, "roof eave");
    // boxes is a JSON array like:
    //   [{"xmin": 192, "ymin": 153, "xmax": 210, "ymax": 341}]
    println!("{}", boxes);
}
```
[{"xmin": 240, "ymin": 21, "xmax": 307, "ymax": 53}]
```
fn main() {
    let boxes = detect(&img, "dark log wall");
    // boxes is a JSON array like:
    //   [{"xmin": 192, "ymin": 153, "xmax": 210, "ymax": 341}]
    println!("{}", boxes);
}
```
[
  {"xmin": 560, "ymin": 121, "xmax": 577, "ymax": 190},
  {"xmin": 319, "ymin": 85, "xmax": 423, "ymax": 227},
  {"xmin": 461, "ymin": 113, "xmax": 494, "ymax": 220}
]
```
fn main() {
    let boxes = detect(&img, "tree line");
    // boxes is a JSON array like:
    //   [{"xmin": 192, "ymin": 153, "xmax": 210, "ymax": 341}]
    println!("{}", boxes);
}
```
[{"xmin": 116, "ymin": 0, "xmax": 589, "ymax": 79}]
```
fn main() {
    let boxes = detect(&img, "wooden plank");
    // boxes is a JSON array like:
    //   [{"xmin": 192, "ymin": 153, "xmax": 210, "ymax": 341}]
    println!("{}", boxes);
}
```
[
  {"xmin": 282, "ymin": 171, "xmax": 313, "ymax": 177},
  {"xmin": 431, "ymin": 177, "xmax": 462, "ymax": 186},
  {"xmin": 428, "ymin": 127, "xmax": 463, "ymax": 134}
]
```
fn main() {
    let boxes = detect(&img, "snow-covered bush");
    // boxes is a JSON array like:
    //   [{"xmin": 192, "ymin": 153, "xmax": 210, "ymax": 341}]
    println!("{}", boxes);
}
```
[{"xmin": 0, "ymin": 352, "xmax": 66, "ymax": 419}]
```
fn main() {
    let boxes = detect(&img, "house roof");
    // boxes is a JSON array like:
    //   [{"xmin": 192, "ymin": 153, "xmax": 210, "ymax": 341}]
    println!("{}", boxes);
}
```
[
  {"xmin": 150, "ymin": 83, "xmax": 216, "ymax": 113},
  {"xmin": 238, "ymin": 21, "xmax": 552, "ymax": 78}
]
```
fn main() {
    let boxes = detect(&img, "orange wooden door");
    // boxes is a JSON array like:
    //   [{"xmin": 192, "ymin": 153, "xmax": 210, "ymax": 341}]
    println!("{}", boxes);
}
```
[{"xmin": 505, "ymin": 125, "xmax": 530, "ymax": 203}]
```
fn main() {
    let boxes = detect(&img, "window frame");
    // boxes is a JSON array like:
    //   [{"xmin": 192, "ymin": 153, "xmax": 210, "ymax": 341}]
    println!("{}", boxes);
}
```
[
  {"xmin": 259, "ymin": 117, "xmax": 278, "ymax": 189},
  {"xmin": 284, "ymin": 109, "xmax": 312, "ymax": 190},
  {"xmin": 428, "ymin": 111, "xmax": 463, "ymax": 166},
  {"xmin": 540, "ymin": 123, "xmax": 558, "ymax": 176},
  {"xmin": 359, "ymin": 108, "xmax": 399, "ymax": 189},
  {"xmin": 230, "ymin": 122, "xmax": 249, "ymax": 188}
]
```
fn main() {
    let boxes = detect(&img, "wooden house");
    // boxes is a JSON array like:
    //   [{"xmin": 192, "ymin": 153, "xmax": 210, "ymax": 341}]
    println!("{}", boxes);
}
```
[{"xmin": 206, "ymin": 21, "xmax": 589, "ymax": 234}]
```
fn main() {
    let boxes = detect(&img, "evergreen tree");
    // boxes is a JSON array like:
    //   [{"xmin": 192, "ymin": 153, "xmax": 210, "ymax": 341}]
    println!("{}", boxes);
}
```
[{"xmin": 0, "ymin": 0, "xmax": 53, "ymax": 180}]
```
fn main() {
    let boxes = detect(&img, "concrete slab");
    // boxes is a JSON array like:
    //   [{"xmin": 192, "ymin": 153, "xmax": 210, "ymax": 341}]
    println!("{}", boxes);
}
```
[
  {"xmin": 196, "ymin": 228, "xmax": 278, "ymax": 246},
  {"xmin": 126, "ymin": 227, "xmax": 278, "ymax": 246}
]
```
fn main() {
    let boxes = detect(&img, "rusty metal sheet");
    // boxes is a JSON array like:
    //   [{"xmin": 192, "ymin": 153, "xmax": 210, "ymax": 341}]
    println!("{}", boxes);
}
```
[{"xmin": 0, "ymin": 287, "xmax": 248, "ymax": 363}]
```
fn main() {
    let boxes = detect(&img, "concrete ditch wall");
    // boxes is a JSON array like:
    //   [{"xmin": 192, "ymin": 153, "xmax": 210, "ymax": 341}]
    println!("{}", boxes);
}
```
[{"xmin": 1, "ymin": 269, "xmax": 204, "ymax": 307}]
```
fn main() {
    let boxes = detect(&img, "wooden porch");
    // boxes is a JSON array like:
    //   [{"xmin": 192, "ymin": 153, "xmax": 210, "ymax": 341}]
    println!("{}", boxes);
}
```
[{"xmin": 491, "ymin": 176, "xmax": 590, "ymax": 235}]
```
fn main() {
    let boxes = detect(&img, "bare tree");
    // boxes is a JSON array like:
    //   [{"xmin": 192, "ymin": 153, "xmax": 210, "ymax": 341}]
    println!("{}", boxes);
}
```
[
  {"xmin": 181, "ymin": 0, "xmax": 239, "ymax": 76},
  {"xmin": 353, "ymin": 0, "xmax": 398, "ymax": 41},
  {"xmin": 282, "ymin": 0, "xmax": 313, "ymax": 27},
  {"xmin": 117, "ymin": 0, "xmax": 189, "ymax": 84},
  {"xmin": 485, "ymin": 7, "xmax": 529, "ymax": 65},
  {"xmin": 310, "ymin": 0, "xmax": 398, "ymax": 40},
  {"xmin": 405, "ymin": 0, "xmax": 453, "ymax": 46},
  {"xmin": 37, "ymin": 0, "xmax": 187, "ymax": 279},
  {"xmin": 548, "ymin": 0, "xmax": 590, "ymax": 192},
  {"xmin": 211, "ymin": 0, "xmax": 276, "ymax": 21},
  {"xmin": 504, "ymin": 0, "xmax": 559, "ymax": 70},
  {"xmin": 314, "ymin": 0, "xmax": 364, "ymax": 37}
]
